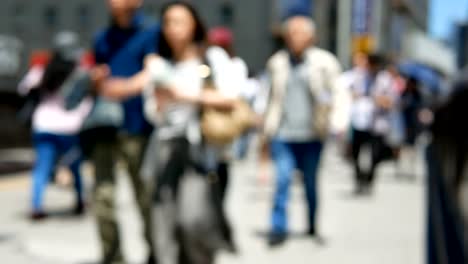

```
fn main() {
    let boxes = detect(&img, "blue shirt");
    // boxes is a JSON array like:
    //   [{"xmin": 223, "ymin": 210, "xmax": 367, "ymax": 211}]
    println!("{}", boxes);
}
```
[{"xmin": 94, "ymin": 13, "xmax": 159, "ymax": 135}]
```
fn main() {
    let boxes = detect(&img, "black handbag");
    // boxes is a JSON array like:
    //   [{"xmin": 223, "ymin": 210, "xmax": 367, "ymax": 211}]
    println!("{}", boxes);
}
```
[{"xmin": 17, "ymin": 88, "xmax": 41, "ymax": 127}]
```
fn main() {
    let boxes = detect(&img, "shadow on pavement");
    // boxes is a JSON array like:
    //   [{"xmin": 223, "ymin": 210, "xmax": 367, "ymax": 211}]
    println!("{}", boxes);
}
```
[
  {"xmin": 0, "ymin": 233, "xmax": 15, "ymax": 244},
  {"xmin": 0, "ymin": 161, "xmax": 33, "ymax": 176}
]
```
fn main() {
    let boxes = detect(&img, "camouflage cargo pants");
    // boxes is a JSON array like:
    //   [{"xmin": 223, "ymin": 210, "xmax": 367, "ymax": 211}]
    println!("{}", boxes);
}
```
[{"xmin": 91, "ymin": 134, "xmax": 154, "ymax": 264}]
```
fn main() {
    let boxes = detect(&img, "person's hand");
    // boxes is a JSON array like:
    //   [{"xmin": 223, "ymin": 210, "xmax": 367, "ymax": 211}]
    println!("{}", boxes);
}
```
[
  {"xmin": 252, "ymin": 115, "xmax": 264, "ymax": 129},
  {"xmin": 90, "ymin": 64, "xmax": 110, "ymax": 91},
  {"xmin": 375, "ymin": 95, "xmax": 393, "ymax": 109},
  {"xmin": 145, "ymin": 54, "xmax": 172, "ymax": 86},
  {"xmin": 144, "ymin": 54, "xmax": 161, "ymax": 68},
  {"xmin": 258, "ymin": 136, "xmax": 270, "ymax": 164},
  {"xmin": 419, "ymin": 108, "xmax": 434, "ymax": 125},
  {"xmin": 154, "ymin": 87, "xmax": 175, "ymax": 111}
]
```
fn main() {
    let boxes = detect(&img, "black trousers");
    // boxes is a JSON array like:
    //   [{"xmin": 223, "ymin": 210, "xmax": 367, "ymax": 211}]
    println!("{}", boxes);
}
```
[
  {"xmin": 351, "ymin": 129, "xmax": 373, "ymax": 188},
  {"xmin": 351, "ymin": 129, "xmax": 391, "ymax": 189},
  {"xmin": 151, "ymin": 137, "xmax": 234, "ymax": 264},
  {"xmin": 216, "ymin": 161, "xmax": 229, "ymax": 203}
]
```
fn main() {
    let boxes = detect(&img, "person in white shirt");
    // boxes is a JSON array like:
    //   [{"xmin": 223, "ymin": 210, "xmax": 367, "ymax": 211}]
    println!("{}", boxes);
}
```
[
  {"xmin": 343, "ymin": 52, "xmax": 377, "ymax": 195},
  {"xmin": 122, "ymin": 2, "xmax": 239, "ymax": 263}
]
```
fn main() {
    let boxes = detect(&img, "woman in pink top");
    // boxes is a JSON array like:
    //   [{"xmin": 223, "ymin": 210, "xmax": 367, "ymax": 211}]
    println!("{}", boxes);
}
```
[{"xmin": 19, "ymin": 32, "xmax": 92, "ymax": 220}]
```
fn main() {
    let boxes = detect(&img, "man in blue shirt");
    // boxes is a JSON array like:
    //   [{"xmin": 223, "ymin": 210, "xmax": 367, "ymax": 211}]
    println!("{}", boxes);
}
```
[{"xmin": 91, "ymin": 1, "xmax": 158, "ymax": 263}]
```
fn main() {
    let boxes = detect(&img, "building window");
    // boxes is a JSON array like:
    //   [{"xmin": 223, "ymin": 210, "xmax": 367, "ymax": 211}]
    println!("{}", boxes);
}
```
[
  {"xmin": 220, "ymin": 2, "xmax": 234, "ymax": 26},
  {"xmin": 11, "ymin": 4, "xmax": 26, "ymax": 33},
  {"xmin": 77, "ymin": 4, "xmax": 91, "ymax": 28},
  {"xmin": 277, "ymin": 0, "xmax": 312, "ymax": 20},
  {"xmin": 144, "ymin": 4, "xmax": 159, "ymax": 17},
  {"xmin": 44, "ymin": 5, "xmax": 58, "ymax": 28}
]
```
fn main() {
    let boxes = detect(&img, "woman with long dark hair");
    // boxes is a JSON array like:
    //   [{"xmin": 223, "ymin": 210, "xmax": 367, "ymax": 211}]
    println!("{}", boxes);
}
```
[
  {"xmin": 140, "ymin": 2, "xmax": 240, "ymax": 263},
  {"xmin": 18, "ymin": 32, "xmax": 92, "ymax": 220}
]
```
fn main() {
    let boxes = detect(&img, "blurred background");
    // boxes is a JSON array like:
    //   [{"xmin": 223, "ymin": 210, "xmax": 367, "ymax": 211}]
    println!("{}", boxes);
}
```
[
  {"xmin": 0, "ymin": 0, "xmax": 467, "ymax": 263},
  {"xmin": 0, "ymin": 0, "xmax": 467, "ymax": 147}
]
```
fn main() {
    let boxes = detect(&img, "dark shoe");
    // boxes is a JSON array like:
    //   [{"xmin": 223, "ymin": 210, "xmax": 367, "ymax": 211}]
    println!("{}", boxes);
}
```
[
  {"xmin": 147, "ymin": 253, "xmax": 157, "ymax": 264},
  {"xmin": 30, "ymin": 211, "xmax": 48, "ymax": 221},
  {"xmin": 362, "ymin": 183, "xmax": 373, "ymax": 196},
  {"xmin": 306, "ymin": 228, "xmax": 326, "ymax": 246},
  {"xmin": 73, "ymin": 202, "xmax": 85, "ymax": 216},
  {"xmin": 353, "ymin": 182, "xmax": 366, "ymax": 196},
  {"xmin": 307, "ymin": 227, "xmax": 316, "ymax": 236},
  {"xmin": 313, "ymin": 234, "xmax": 327, "ymax": 246},
  {"xmin": 268, "ymin": 232, "xmax": 287, "ymax": 247}
]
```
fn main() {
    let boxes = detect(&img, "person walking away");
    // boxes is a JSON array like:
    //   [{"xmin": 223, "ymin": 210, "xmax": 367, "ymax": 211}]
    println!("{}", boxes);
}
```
[
  {"xmin": 89, "ymin": 0, "xmax": 158, "ymax": 263},
  {"xmin": 398, "ymin": 76, "xmax": 424, "ymax": 178},
  {"xmin": 368, "ymin": 61, "xmax": 405, "ymax": 192},
  {"xmin": 261, "ymin": 14, "xmax": 342, "ymax": 247},
  {"xmin": 204, "ymin": 26, "xmax": 250, "ymax": 250},
  {"xmin": 17, "ymin": 32, "xmax": 92, "ymax": 220},
  {"xmin": 206, "ymin": 26, "xmax": 248, "ymax": 199}
]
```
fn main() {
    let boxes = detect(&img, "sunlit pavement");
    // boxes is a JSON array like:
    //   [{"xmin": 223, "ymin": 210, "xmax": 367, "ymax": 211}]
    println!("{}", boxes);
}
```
[{"xmin": 0, "ymin": 143, "xmax": 425, "ymax": 264}]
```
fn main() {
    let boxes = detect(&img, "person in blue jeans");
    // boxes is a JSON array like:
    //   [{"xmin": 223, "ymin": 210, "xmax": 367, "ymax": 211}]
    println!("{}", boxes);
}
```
[
  {"xmin": 270, "ymin": 141, "xmax": 323, "ymax": 238},
  {"xmin": 32, "ymin": 133, "xmax": 85, "ymax": 219},
  {"xmin": 17, "ymin": 32, "xmax": 93, "ymax": 220},
  {"xmin": 261, "ymin": 14, "xmax": 342, "ymax": 246}
]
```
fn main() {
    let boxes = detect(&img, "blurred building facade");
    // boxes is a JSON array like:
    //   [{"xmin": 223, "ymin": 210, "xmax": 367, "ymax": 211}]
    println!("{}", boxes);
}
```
[
  {"xmin": 0, "ymin": 0, "xmax": 277, "ymax": 83},
  {"xmin": 0, "ymin": 0, "xmax": 443, "ymax": 84},
  {"xmin": 147, "ymin": 0, "xmax": 275, "ymax": 73},
  {"xmin": 0, "ymin": 0, "xmax": 110, "ymax": 91},
  {"xmin": 333, "ymin": 0, "xmax": 431, "ymax": 68},
  {"xmin": 456, "ymin": 23, "xmax": 468, "ymax": 69}
]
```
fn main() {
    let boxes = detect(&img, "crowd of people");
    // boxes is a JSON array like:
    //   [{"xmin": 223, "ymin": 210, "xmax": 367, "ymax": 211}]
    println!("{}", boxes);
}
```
[{"xmin": 15, "ymin": 0, "xmax": 464, "ymax": 264}]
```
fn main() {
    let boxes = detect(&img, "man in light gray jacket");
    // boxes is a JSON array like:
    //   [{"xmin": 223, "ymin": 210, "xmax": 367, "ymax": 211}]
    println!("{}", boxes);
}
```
[{"xmin": 261, "ymin": 14, "xmax": 343, "ymax": 247}]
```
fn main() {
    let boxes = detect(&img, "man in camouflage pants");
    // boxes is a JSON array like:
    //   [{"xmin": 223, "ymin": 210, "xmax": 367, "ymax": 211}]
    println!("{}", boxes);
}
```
[{"xmin": 90, "ymin": 0, "xmax": 159, "ymax": 263}]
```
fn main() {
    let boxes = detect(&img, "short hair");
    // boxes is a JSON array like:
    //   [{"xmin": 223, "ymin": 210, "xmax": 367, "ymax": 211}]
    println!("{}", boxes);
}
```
[{"xmin": 282, "ymin": 16, "xmax": 316, "ymax": 36}]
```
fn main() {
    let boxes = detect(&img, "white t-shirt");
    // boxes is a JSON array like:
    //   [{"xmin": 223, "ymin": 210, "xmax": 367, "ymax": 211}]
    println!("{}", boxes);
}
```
[
  {"xmin": 144, "ymin": 47, "xmax": 244, "ymax": 143},
  {"xmin": 145, "ymin": 58, "xmax": 204, "ymax": 143},
  {"xmin": 344, "ymin": 69, "xmax": 376, "ymax": 132}
]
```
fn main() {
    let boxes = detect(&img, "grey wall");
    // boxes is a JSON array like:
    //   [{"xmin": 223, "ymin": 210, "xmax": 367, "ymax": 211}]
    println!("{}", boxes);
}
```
[
  {"xmin": 142, "ymin": 0, "xmax": 274, "ymax": 72},
  {"xmin": 0, "ymin": 0, "xmax": 282, "ymax": 74}
]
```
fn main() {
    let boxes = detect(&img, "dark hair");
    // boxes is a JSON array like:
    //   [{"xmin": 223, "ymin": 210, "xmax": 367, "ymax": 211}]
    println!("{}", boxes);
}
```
[
  {"xmin": 157, "ymin": 1, "xmax": 207, "ymax": 59},
  {"xmin": 36, "ymin": 52, "xmax": 76, "ymax": 94}
]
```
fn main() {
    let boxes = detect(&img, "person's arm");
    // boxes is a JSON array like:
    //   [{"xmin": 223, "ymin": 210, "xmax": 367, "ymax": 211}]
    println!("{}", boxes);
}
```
[
  {"xmin": 98, "ymin": 70, "xmax": 149, "ymax": 101},
  {"xmin": 327, "ymin": 54, "xmax": 350, "ymax": 136},
  {"xmin": 167, "ymin": 85, "xmax": 236, "ymax": 110},
  {"xmin": 373, "ymin": 74, "xmax": 396, "ymax": 110},
  {"xmin": 17, "ymin": 66, "xmax": 45, "ymax": 96}
]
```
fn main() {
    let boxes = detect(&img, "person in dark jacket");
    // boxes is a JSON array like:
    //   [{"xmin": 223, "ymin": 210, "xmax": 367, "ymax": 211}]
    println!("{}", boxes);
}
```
[
  {"xmin": 426, "ymin": 67, "xmax": 468, "ymax": 264},
  {"xmin": 89, "ymin": 0, "xmax": 158, "ymax": 263}
]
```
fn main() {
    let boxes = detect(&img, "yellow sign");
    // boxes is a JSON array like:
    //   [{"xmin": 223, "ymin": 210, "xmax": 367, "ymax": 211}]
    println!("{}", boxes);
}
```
[{"xmin": 352, "ymin": 35, "xmax": 375, "ymax": 54}]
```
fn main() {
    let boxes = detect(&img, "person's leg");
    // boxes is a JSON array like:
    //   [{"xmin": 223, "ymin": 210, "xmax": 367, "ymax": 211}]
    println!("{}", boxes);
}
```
[
  {"xmin": 153, "ymin": 138, "xmax": 190, "ymax": 264},
  {"xmin": 216, "ymin": 161, "xmax": 229, "ymax": 203},
  {"xmin": 69, "ymin": 153, "xmax": 85, "ymax": 213},
  {"xmin": 351, "ymin": 129, "xmax": 366, "ymax": 192},
  {"xmin": 367, "ymin": 135, "xmax": 385, "ymax": 190},
  {"xmin": 91, "ymin": 138, "xmax": 123, "ymax": 264},
  {"xmin": 31, "ymin": 133, "xmax": 58, "ymax": 216},
  {"xmin": 270, "ymin": 140, "xmax": 296, "ymax": 237},
  {"xmin": 119, "ymin": 135, "xmax": 155, "ymax": 262},
  {"xmin": 295, "ymin": 141, "xmax": 323, "ymax": 235},
  {"xmin": 59, "ymin": 135, "xmax": 85, "ymax": 212}
]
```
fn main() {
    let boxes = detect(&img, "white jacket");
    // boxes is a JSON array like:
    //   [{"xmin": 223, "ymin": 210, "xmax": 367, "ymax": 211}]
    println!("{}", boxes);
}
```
[{"xmin": 263, "ymin": 47, "xmax": 347, "ymax": 140}]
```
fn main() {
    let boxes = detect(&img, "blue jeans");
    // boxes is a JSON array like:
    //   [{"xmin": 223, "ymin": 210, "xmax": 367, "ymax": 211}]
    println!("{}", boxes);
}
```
[
  {"xmin": 32, "ymin": 132, "xmax": 84, "ymax": 212},
  {"xmin": 270, "ymin": 139, "xmax": 323, "ymax": 234}
]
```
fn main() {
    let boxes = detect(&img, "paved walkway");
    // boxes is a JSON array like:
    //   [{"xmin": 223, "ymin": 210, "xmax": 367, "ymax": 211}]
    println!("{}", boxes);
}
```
[{"xmin": 0, "ymin": 144, "xmax": 425, "ymax": 264}]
